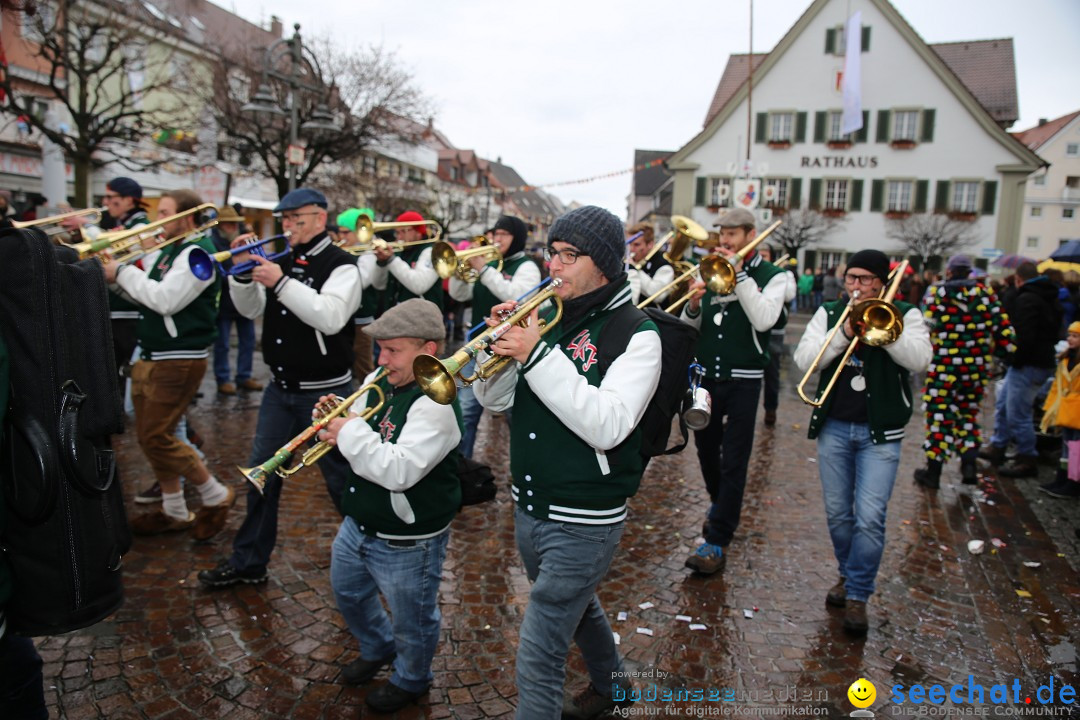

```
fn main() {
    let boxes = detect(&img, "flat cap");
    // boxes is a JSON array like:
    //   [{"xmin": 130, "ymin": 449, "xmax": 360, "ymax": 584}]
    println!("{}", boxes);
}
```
[
  {"xmin": 274, "ymin": 187, "xmax": 328, "ymax": 213},
  {"xmin": 713, "ymin": 208, "xmax": 757, "ymax": 229},
  {"xmin": 363, "ymin": 298, "xmax": 445, "ymax": 341}
]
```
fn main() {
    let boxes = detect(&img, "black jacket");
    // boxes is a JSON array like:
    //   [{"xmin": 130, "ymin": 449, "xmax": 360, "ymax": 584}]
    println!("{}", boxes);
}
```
[{"xmin": 1011, "ymin": 276, "xmax": 1062, "ymax": 369}]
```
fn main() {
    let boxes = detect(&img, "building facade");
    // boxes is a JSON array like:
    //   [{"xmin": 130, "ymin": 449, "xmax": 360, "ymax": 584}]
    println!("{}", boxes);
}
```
[
  {"xmin": 665, "ymin": 0, "xmax": 1044, "ymax": 270},
  {"xmin": 1015, "ymin": 111, "xmax": 1080, "ymax": 259}
]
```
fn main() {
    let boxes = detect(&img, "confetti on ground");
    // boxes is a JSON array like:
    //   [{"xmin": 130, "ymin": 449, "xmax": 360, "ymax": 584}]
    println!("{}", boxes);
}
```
[
  {"xmin": 638, "ymin": 602, "xmax": 654, "ymax": 610},
  {"xmin": 902, "ymin": 520, "xmax": 912, "ymax": 525},
  {"xmin": 676, "ymin": 615, "xmax": 692, "ymax": 622},
  {"xmin": 991, "ymin": 538, "xmax": 1007, "ymax": 548},
  {"xmin": 645, "ymin": 525, "xmax": 654, "ymax": 530},
  {"xmin": 613, "ymin": 632, "xmax": 621, "ymax": 645},
  {"xmin": 689, "ymin": 624, "xmax": 707, "ymax": 631},
  {"xmin": 967, "ymin": 540, "xmax": 985, "ymax": 555},
  {"xmin": 939, "ymin": 545, "xmax": 950, "ymax": 552},
  {"xmin": 636, "ymin": 627, "xmax": 654, "ymax": 636},
  {"xmin": 1023, "ymin": 562, "xmax": 1041, "ymax": 568},
  {"xmin": 617, "ymin": 612, "xmax": 627, "ymax": 622},
  {"xmin": 1015, "ymin": 589, "xmax": 1032, "ymax": 598},
  {"xmin": 743, "ymin": 609, "xmax": 754, "ymax": 619},
  {"xmin": 807, "ymin": 457, "xmax": 817, "ymax": 463}
]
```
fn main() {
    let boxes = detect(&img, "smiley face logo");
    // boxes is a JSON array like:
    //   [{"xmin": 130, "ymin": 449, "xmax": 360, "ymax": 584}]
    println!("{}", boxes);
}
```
[{"xmin": 847, "ymin": 678, "xmax": 876, "ymax": 708}]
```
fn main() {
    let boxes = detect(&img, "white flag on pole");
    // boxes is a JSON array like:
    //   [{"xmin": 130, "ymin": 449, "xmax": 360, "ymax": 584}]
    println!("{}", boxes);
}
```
[{"xmin": 841, "ymin": 11, "xmax": 863, "ymax": 135}]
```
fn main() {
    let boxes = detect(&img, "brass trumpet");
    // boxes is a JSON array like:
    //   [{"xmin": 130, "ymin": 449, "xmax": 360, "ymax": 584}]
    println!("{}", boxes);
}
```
[
  {"xmin": 414, "ymin": 279, "xmax": 564, "ymax": 405},
  {"xmin": 795, "ymin": 261, "xmax": 908, "ymax": 407},
  {"xmin": 71, "ymin": 203, "xmax": 217, "ymax": 262},
  {"xmin": 431, "ymin": 236, "xmax": 503, "ymax": 282},
  {"xmin": 239, "ymin": 370, "xmax": 389, "ymax": 493}
]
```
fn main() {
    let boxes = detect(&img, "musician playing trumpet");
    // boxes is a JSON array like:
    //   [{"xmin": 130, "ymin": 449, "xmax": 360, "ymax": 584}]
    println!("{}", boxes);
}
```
[
  {"xmin": 793, "ymin": 249, "xmax": 931, "ymax": 635},
  {"xmin": 625, "ymin": 221, "xmax": 675, "ymax": 308},
  {"xmin": 370, "ymin": 210, "xmax": 443, "ymax": 312},
  {"xmin": 447, "ymin": 215, "xmax": 541, "ymax": 458},
  {"xmin": 314, "ymin": 299, "xmax": 461, "ymax": 714},
  {"xmin": 679, "ymin": 208, "xmax": 787, "ymax": 577},
  {"xmin": 474, "ymin": 206, "xmax": 660, "ymax": 719}
]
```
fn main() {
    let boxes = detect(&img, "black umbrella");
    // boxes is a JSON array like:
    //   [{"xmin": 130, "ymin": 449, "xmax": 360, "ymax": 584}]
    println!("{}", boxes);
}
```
[{"xmin": 1050, "ymin": 240, "xmax": 1080, "ymax": 264}]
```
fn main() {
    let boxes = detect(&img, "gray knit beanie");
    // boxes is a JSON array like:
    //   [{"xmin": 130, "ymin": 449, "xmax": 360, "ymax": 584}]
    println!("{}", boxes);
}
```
[{"xmin": 548, "ymin": 205, "xmax": 625, "ymax": 280}]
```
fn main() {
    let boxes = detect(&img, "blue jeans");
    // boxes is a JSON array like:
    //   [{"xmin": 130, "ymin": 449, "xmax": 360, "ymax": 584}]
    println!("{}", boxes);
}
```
[
  {"xmin": 817, "ymin": 420, "xmax": 902, "ymax": 602},
  {"xmin": 331, "ymin": 517, "xmax": 448, "ymax": 694},
  {"xmin": 989, "ymin": 365, "xmax": 1053, "ymax": 457},
  {"xmin": 213, "ymin": 314, "xmax": 256, "ymax": 384},
  {"xmin": 458, "ymin": 360, "xmax": 511, "ymax": 459},
  {"xmin": 228, "ymin": 381, "xmax": 354, "ymax": 574},
  {"xmin": 514, "ymin": 508, "xmax": 627, "ymax": 720}
]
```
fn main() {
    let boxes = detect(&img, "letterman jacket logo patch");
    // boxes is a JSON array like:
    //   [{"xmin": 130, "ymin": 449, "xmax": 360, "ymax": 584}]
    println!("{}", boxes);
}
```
[
  {"xmin": 567, "ymin": 329, "xmax": 599, "ymax": 372},
  {"xmin": 378, "ymin": 410, "xmax": 397, "ymax": 441}
]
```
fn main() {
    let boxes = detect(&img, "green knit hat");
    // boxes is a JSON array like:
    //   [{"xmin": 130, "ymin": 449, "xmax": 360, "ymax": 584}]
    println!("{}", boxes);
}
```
[{"xmin": 337, "ymin": 207, "xmax": 374, "ymax": 231}]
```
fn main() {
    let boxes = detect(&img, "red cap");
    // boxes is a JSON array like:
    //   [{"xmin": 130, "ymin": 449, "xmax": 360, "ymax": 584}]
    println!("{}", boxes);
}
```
[{"xmin": 396, "ymin": 210, "xmax": 426, "ymax": 238}]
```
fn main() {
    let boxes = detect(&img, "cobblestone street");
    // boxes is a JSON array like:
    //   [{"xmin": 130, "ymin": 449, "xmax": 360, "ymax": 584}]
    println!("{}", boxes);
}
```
[{"xmin": 36, "ymin": 314, "xmax": 1079, "ymax": 719}]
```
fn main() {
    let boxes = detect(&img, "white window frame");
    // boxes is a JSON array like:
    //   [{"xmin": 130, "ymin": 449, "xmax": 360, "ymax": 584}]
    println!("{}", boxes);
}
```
[
  {"xmin": 827, "ymin": 111, "xmax": 848, "ymax": 142},
  {"xmin": 1026, "ymin": 236, "xmax": 1040, "ymax": 249},
  {"xmin": 824, "ymin": 179, "xmax": 849, "ymax": 211},
  {"xmin": 1032, "ymin": 174, "xmax": 1046, "ymax": 186},
  {"xmin": 952, "ymin": 181, "xmax": 980, "ymax": 214},
  {"xmin": 763, "ymin": 178, "xmax": 789, "ymax": 208},
  {"xmin": 1066, "ymin": 143, "xmax": 1079, "ymax": 158},
  {"xmin": 892, "ymin": 110, "xmax": 919, "ymax": 142},
  {"xmin": 769, "ymin": 112, "xmax": 794, "ymax": 143},
  {"xmin": 1031, "ymin": 206, "xmax": 1043, "ymax": 218},
  {"xmin": 710, "ymin": 177, "xmax": 732, "ymax": 208},
  {"xmin": 1065, "ymin": 208, "xmax": 1076, "ymax": 221},
  {"xmin": 886, "ymin": 179, "xmax": 914, "ymax": 213},
  {"xmin": 819, "ymin": 251, "xmax": 844, "ymax": 270}
]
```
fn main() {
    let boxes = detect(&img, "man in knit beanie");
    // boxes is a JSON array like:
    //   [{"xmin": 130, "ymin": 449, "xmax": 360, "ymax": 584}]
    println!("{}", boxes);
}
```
[{"xmin": 473, "ymin": 204, "xmax": 661, "ymax": 717}]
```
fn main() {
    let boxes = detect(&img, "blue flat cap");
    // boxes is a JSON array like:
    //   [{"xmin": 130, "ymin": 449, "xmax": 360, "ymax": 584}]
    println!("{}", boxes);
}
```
[{"xmin": 273, "ymin": 187, "xmax": 328, "ymax": 213}]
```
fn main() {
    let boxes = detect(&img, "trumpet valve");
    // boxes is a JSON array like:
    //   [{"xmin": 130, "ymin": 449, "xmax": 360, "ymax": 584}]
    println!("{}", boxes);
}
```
[{"xmin": 312, "ymin": 394, "xmax": 345, "ymax": 420}]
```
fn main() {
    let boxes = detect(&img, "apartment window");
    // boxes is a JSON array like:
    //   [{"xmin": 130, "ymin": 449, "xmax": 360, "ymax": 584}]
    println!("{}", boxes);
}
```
[
  {"xmin": 825, "ymin": 179, "xmax": 849, "ymax": 211},
  {"xmin": 770, "ymin": 112, "xmax": 794, "ymax": 143},
  {"xmin": 449, "ymin": 167, "xmax": 458, "ymax": 181},
  {"xmin": 22, "ymin": 2, "xmax": 56, "ymax": 42},
  {"xmin": 893, "ymin": 111, "xmax": 918, "ymax": 141},
  {"xmin": 819, "ymin": 251, "xmax": 844, "ymax": 269},
  {"xmin": 828, "ymin": 112, "xmax": 846, "ymax": 142},
  {"xmin": 886, "ymin": 180, "xmax": 913, "ymax": 212},
  {"xmin": 1026, "ymin": 237, "xmax": 1040, "ymax": 249},
  {"xmin": 1031, "ymin": 206, "xmax": 1043, "ymax": 217},
  {"xmin": 1067, "ymin": 176, "xmax": 1080, "ymax": 189},
  {"xmin": 952, "ymin": 182, "xmax": 980, "ymax": 214},
  {"xmin": 1067, "ymin": 143, "xmax": 1079, "ymax": 157},
  {"xmin": 1033, "ymin": 175, "xmax": 1046, "ymax": 186},
  {"xmin": 1065, "ymin": 208, "xmax": 1076, "ymax": 220},
  {"xmin": 362, "ymin": 155, "xmax": 376, "ymax": 175},
  {"xmin": 763, "ymin": 178, "xmax": 788, "ymax": 208},
  {"xmin": 710, "ymin": 177, "xmax": 732, "ymax": 207}
]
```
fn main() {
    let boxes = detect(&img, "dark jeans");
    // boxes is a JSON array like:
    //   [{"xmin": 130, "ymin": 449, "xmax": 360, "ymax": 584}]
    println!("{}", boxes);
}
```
[
  {"xmin": 694, "ymin": 377, "xmax": 761, "ymax": 547},
  {"xmin": 0, "ymin": 631, "xmax": 47, "ymax": 720},
  {"xmin": 763, "ymin": 335, "xmax": 784, "ymax": 413},
  {"xmin": 228, "ymin": 381, "xmax": 354, "ymax": 574},
  {"xmin": 213, "ymin": 313, "xmax": 256, "ymax": 384}
]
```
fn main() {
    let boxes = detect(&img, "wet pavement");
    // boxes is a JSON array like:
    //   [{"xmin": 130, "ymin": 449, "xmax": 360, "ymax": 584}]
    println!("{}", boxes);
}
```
[{"xmin": 34, "ymin": 313, "xmax": 1079, "ymax": 719}]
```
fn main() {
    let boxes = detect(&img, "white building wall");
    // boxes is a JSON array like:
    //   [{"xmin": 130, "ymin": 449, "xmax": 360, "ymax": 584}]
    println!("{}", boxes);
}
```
[{"xmin": 1018, "ymin": 116, "xmax": 1080, "ymax": 259}]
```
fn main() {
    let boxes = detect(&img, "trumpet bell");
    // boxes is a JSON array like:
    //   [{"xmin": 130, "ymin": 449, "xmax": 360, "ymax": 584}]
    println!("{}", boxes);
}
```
[
  {"xmin": 413, "ymin": 352, "xmax": 468, "ymax": 406},
  {"xmin": 237, "ymin": 465, "xmax": 268, "ymax": 494},
  {"xmin": 431, "ymin": 241, "xmax": 459, "ymax": 280}
]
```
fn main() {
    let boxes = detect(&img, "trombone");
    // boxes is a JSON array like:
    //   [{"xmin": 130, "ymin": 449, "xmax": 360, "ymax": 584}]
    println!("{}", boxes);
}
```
[
  {"xmin": 13, "ymin": 207, "xmax": 104, "ymax": 235},
  {"xmin": 70, "ymin": 202, "xmax": 216, "ymax": 262},
  {"xmin": 432, "ymin": 236, "xmax": 503, "ymax": 283},
  {"xmin": 795, "ymin": 261, "xmax": 909, "ymax": 407},
  {"xmin": 239, "ymin": 369, "xmax": 389, "ymax": 493},
  {"xmin": 349, "ymin": 215, "xmax": 443, "ymax": 248},
  {"xmin": 633, "ymin": 215, "xmax": 707, "ymax": 271},
  {"xmin": 413, "ymin": 279, "xmax": 564, "ymax": 405}
]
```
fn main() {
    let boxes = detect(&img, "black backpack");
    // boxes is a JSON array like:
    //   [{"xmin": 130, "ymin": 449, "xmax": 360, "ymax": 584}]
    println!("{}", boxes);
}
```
[
  {"xmin": 0, "ymin": 226, "xmax": 130, "ymax": 636},
  {"xmin": 598, "ymin": 303, "xmax": 700, "ymax": 458}
]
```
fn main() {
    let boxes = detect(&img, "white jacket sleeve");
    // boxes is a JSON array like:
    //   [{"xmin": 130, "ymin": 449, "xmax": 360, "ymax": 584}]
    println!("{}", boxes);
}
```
[
  {"xmin": 637, "ymin": 265, "xmax": 676, "ymax": 304},
  {"xmin": 448, "ymin": 275, "xmax": 474, "ymax": 302},
  {"xmin": 522, "ymin": 328, "xmax": 662, "ymax": 450},
  {"xmin": 475, "ymin": 258, "xmax": 541, "ymax": 304},
  {"xmin": 386, "ymin": 247, "xmax": 439, "ymax": 296},
  {"xmin": 884, "ymin": 307, "xmax": 933, "ymax": 373},
  {"xmin": 228, "ymin": 276, "xmax": 266, "ymax": 319},
  {"xmin": 783, "ymin": 271, "xmax": 797, "ymax": 303},
  {"xmin": 335, "ymin": 395, "xmax": 461, "ymax": 492},
  {"xmin": 736, "ymin": 271, "xmax": 787, "ymax": 332},
  {"xmin": 370, "ymin": 257, "xmax": 390, "ymax": 291},
  {"xmin": 115, "ymin": 245, "xmax": 214, "ymax": 316},
  {"xmin": 357, "ymin": 253, "xmax": 377, "ymax": 290},
  {"xmin": 275, "ymin": 264, "xmax": 362, "ymax": 335},
  {"xmin": 472, "ymin": 353, "xmax": 519, "ymax": 413},
  {"xmin": 794, "ymin": 305, "xmax": 851, "ymax": 373}
]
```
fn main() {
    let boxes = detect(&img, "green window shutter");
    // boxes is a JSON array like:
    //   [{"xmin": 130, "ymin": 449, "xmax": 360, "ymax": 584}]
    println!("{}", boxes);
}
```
[
  {"xmin": 870, "ymin": 179, "xmax": 884, "ymax": 212},
  {"xmin": 825, "ymin": 28, "xmax": 836, "ymax": 54},
  {"xmin": 856, "ymin": 111, "xmax": 869, "ymax": 142},
  {"xmin": 809, "ymin": 179, "xmax": 822, "ymax": 210},
  {"xmin": 813, "ymin": 111, "xmax": 827, "ymax": 143},
  {"xmin": 755, "ymin": 113, "xmax": 767, "ymax": 143},
  {"xmin": 935, "ymin": 180, "xmax": 951, "ymax": 212},
  {"xmin": 695, "ymin": 177, "xmax": 707, "ymax": 206},
  {"xmin": 850, "ymin": 180, "xmax": 864, "ymax": 211},
  {"xmin": 795, "ymin": 112, "xmax": 808, "ymax": 143},
  {"xmin": 876, "ymin": 110, "xmax": 890, "ymax": 143},
  {"xmin": 982, "ymin": 180, "xmax": 998, "ymax": 215},
  {"xmin": 921, "ymin": 109, "xmax": 935, "ymax": 143},
  {"xmin": 861, "ymin": 26, "xmax": 871, "ymax": 52},
  {"xmin": 790, "ymin": 178, "xmax": 802, "ymax": 209},
  {"xmin": 914, "ymin": 180, "xmax": 929, "ymax": 212}
]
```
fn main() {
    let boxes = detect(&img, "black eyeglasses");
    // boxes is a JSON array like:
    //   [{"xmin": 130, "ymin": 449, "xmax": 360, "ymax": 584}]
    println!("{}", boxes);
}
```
[
  {"xmin": 544, "ymin": 247, "xmax": 586, "ymax": 265},
  {"xmin": 844, "ymin": 273, "xmax": 878, "ymax": 286}
]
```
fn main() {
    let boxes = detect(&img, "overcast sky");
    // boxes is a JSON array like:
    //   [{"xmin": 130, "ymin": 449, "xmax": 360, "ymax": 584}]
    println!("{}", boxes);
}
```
[{"xmin": 223, "ymin": 0, "xmax": 1080, "ymax": 217}]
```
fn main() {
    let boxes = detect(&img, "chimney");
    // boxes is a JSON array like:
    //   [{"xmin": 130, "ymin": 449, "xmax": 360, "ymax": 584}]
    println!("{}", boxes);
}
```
[
  {"xmin": 270, "ymin": 15, "xmax": 283, "ymax": 38},
  {"xmin": 1038, "ymin": 118, "xmax": 1048, "ymax": 127}
]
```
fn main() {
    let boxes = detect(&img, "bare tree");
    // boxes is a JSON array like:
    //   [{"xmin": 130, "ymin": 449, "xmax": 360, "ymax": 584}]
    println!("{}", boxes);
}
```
[
  {"xmin": 0, "ymin": 2, "xmax": 186, "ymax": 204},
  {"xmin": 886, "ymin": 213, "xmax": 979, "ymax": 270},
  {"xmin": 767, "ymin": 208, "xmax": 845, "ymax": 257},
  {"xmin": 427, "ymin": 184, "xmax": 485, "ymax": 238},
  {"xmin": 205, "ymin": 35, "xmax": 434, "ymax": 198}
]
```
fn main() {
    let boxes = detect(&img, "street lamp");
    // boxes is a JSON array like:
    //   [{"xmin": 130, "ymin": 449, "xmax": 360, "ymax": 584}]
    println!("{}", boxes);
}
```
[{"xmin": 241, "ymin": 23, "xmax": 342, "ymax": 192}]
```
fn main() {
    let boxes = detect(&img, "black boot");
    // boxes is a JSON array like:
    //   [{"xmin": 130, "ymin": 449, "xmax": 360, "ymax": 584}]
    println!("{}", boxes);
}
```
[
  {"xmin": 977, "ymin": 445, "xmax": 1006, "ymax": 465},
  {"xmin": 998, "ymin": 454, "xmax": 1039, "ymax": 478},
  {"xmin": 914, "ymin": 460, "xmax": 943, "ymax": 489},
  {"xmin": 960, "ymin": 450, "xmax": 979, "ymax": 485}
]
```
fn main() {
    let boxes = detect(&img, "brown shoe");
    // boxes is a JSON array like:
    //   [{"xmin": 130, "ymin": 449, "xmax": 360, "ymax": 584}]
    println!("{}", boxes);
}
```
[
  {"xmin": 192, "ymin": 485, "xmax": 237, "ymax": 541},
  {"xmin": 238, "ymin": 378, "xmax": 263, "ymax": 391},
  {"xmin": 131, "ymin": 509, "xmax": 195, "ymax": 536},
  {"xmin": 826, "ymin": 578, "xmax": 846, "ymax": 608},
  {"xmin": 843, "ymin": 600, "xmax": 869, "ymax": 634},
  {"xmin": 764, "ymin": 409, "xmax": 777, "ymax": 426},
  {"xmin": 217, "ymin": 383, "xmax": 237, "ymax": 396}
]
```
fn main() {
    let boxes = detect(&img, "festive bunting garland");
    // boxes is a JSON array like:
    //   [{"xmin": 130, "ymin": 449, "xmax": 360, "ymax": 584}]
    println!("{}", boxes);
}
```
[{"xmin": 460, "ymin": 156, "xmax": 672, "ymax": 195}]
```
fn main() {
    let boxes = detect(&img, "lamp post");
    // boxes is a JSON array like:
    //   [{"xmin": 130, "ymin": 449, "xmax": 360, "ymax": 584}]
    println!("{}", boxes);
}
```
[{"xmin": 241, "ymin": 23, "xmax": 341, "ymax": 193}]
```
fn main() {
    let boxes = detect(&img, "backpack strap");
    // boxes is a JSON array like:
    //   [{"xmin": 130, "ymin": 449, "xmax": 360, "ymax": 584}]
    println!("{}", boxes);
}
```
[{"xmin": 597, "ymin": 302, "xmax": 648, "ymax": 377}]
